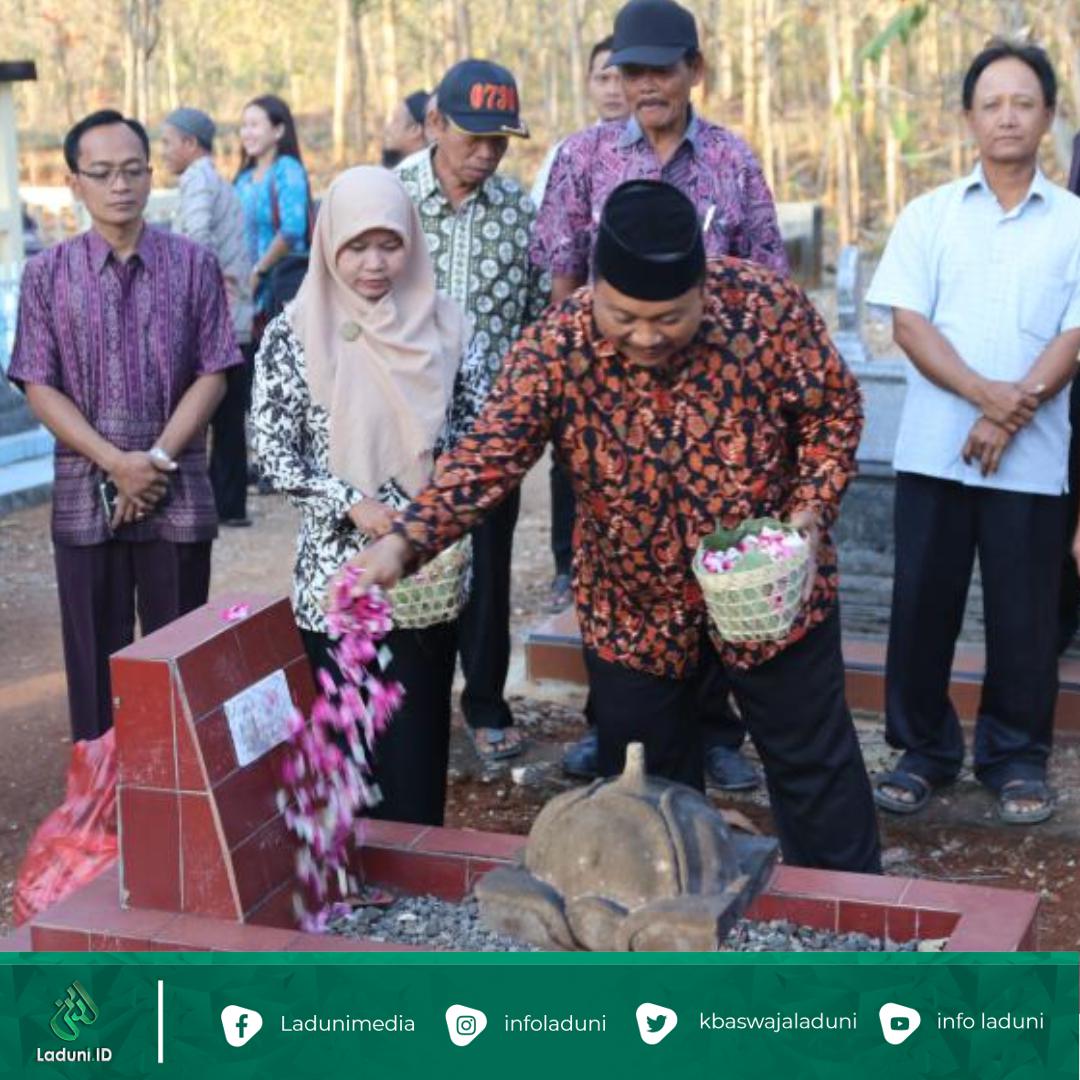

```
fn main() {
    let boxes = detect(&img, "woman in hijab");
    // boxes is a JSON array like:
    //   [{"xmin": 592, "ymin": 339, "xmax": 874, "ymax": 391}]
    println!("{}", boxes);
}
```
[{"xmin": 252, "ymin": 166, "xmax": 481, "ymax": 826}]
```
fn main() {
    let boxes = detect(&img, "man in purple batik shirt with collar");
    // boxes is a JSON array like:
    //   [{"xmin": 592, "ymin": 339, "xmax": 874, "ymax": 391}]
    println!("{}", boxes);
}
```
[
  {"xmin": 531, "ymin": 0, "xmax": 788, "ymax": 306},
  {"xmin": 531, "ymin": 0, "xmax": 787, "ymax": 792},
  {"xmin": 7, "ymin": 109, "xmax": 241, "ymax": 742}
]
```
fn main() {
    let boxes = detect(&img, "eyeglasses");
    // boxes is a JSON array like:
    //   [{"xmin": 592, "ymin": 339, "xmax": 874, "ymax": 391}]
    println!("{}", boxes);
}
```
[{"xmin": 76, "ymin": 165, "xmax": 152, "ymax": 186}]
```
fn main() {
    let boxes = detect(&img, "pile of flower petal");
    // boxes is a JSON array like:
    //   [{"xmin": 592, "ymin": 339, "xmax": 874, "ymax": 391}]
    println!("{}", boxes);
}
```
[
  {"xmin": 277, "ymin": 568, "xmax": 403, "ymax": 932},
  {"xmin": 698, "ymin": 525, "xmax": 806, "ymax": 575}
]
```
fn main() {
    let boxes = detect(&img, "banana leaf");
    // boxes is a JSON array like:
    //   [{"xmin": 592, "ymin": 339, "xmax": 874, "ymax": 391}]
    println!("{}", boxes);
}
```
[{"xmin": 699, "ymin": 516, "xmax": 790, "ymax": 553}]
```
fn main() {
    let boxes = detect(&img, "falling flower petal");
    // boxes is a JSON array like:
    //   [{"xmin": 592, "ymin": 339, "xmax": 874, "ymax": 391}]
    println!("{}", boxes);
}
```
[
  {"xmin": 275, "ymin": 583, "xmax": 401, "ymax": 928},
  {"xmin": 221, "ymin": 602, "xmax": 251, "ymax": 622}
]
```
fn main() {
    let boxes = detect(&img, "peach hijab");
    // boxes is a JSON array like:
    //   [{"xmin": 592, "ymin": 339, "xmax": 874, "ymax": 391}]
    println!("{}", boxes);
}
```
[{"xmin": 288, "ymin": 166, "xmax": 467, "ymax": 497}]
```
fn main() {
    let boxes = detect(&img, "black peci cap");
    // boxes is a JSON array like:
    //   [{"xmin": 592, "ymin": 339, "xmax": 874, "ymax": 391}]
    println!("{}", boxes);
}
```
[
  {"xmin": 595, "ymin": 180, "xmax": 706, "ymax": 301},
  {"xmin": 435, "ymin": 59, "xmax": 529, "ymax": 138},
  {"xmin": 607, "ymin": 0, "xmax": 699, "ymax": 69}
]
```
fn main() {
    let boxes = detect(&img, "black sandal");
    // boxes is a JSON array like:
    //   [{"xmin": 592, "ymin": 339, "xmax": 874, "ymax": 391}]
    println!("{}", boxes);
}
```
[
  {"xmin": 873, "ymin": 769, "xmax": 934, "ymax": 815},
  {"xmin": 997, "ymin": 779, "xmax": 1054, "ymax": 825}
]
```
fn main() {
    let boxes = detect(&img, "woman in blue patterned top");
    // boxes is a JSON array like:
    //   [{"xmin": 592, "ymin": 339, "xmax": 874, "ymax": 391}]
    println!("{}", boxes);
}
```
[{"xmin": 234, "ymin": 94, "xmax": 312, "ymax": 320}]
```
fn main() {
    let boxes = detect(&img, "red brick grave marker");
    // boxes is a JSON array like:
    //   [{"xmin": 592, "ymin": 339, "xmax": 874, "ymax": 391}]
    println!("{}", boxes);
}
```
[
  {"xmin": 110, "ymin": 594, "xmax": 315, "ymax": 926},
  {"xmin": 6, "ymin": 593, "xmax": 1041, "ymax": 953}
]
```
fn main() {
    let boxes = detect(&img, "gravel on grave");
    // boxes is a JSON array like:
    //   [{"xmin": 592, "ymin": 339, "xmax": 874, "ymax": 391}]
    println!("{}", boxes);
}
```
[{"xmin": 327, "ymin": 894, "xmax": 920, "ymax": 952}]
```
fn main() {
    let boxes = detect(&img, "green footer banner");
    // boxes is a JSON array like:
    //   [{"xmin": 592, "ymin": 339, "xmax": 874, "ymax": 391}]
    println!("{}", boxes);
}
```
[{"xmin": 1, "ymin": 953, "xmax": 1076, "ymax": 1079}]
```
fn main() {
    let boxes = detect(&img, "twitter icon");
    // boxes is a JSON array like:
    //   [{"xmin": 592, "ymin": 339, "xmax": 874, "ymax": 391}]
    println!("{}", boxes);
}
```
[{"xmin": 636, "ymin": 1002, "xmax": 678, "ymax": 1045}]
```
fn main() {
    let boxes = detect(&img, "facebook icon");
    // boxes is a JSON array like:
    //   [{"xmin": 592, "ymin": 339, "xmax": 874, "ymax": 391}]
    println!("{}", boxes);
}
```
[{"xmin": 221, "ymin": 1005, "xmax": 263, "ymax": 1047}]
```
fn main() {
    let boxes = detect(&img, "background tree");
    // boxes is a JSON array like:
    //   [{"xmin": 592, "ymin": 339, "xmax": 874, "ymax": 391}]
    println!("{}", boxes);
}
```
[{"xmin": 4, "ymin": 0, "xmax": 1076, "ymax": 249}]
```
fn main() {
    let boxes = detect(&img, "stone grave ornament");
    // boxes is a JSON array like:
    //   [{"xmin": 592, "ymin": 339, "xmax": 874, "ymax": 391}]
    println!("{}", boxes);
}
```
[{"xmin": 476, "ymin": 742, "xmax": 777, "ymax": 950}]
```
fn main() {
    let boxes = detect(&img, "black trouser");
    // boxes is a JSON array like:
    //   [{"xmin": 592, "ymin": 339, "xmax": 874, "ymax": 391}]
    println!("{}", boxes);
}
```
[
  {"xmin": 886, "ymin": 472, "xmax": 1066, "ymax": 790},
  {"xmin": 549, "ymin": 459, "xmax": 575, "ymax": 578},
  {"xmin": 582, "ymin": 671, "xmax": 747, "ymax": 750},
  {"xmin": 697, "ymin": 663, "xmax": 748, "ymax": 750},
  {"xmin": 1058, "ymin": 377, "xmax": 1080, "ymax": 649},
  {"xmin": 584, "ymin": 609, "xmax": 881, "ymax": 873},
  {"xmin": 302, "ymin": 622, "xmax": 457, "ymax": 826},
  {"xmin": 209, "ymin": 345, "xmax": 254, "ymax": 521},
  {"xmin": 55, "ymin": 539, "xmax": 212, "ymax": 741},
  {"xmin": 459, "ymin": 488, "xmax": 521, "ymax": 730}
]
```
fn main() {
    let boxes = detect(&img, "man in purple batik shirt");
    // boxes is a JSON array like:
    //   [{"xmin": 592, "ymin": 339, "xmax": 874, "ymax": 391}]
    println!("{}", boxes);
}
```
[
  {"xmin": 531, "ymin": 0, "xmax": 788, "ymax": 306},
  {"xmin": 532, "ymin": 0, "xmax": 788, "ymax": 791},
  {"xmin": 7, "ymin": 109, "xmax": 240, "ymax": 742}
]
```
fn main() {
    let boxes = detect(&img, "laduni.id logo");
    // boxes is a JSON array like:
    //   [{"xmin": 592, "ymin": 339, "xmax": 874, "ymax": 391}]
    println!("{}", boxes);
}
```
[
  {"xmin": 49, "ymin": 980, "xmax": 99, "ymax": 1043},
  {"xmin": 37, "ymin": 980, "xmax": 113, "ymax": 1064},
  {"xmin": 879, "ymin": 1003, "xmax": 921, "ymax": 1046}
]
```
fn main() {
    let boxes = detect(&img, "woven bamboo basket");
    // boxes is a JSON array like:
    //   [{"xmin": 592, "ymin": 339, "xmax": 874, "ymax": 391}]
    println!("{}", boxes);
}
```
[
  {"xmin": 691, "ymin": 520, "xmax": 810, "ymax": 643},
  {"xmin": 389, "ymin": 536, "xmax": 472, "ymax": 629}
]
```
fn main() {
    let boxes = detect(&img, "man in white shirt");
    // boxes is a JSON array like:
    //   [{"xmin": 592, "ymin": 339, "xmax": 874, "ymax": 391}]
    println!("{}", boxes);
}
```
[
  {"xmin": 530, "ymin": 36, "xmax": 629, "ymax": 211},
  {"xmin": 531, "ymin": 34, "xmax": 629, "ymax": 619},
  {"xmin": 867, "ymin": 41, "xmax": 1080, "ymax": 825}
]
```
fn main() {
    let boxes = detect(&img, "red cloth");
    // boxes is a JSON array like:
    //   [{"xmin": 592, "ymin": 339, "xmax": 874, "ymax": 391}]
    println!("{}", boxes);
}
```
[{"xmin": 12, "ymin": 729, "xmax": 117, "ymax": 926}]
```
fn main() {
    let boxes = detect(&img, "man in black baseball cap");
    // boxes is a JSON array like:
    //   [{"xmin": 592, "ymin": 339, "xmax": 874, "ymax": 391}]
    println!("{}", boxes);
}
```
[
  {"xmin": 435, "ymin": 59, "xmax": 529, "ymax": 139},
  {"xmin": 533, "ymin": 0, "xmax": 788, "ymax": 793},
  {"xmin": 350, "ymin": 179, "xmax": 880, "ymax": 876},
  {"xmin": 608, "ymin": 0, "xmax": 699, "ymax": 68},
  {"xmin": 396, "ymin": 58, "xmax": 547, "ymax": 768}
]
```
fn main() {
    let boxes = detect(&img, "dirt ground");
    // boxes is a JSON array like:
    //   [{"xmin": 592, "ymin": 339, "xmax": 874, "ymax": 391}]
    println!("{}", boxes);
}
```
[{"xmin": 2, "ymin": 453, "xmax": 1078, "ymax": 948}]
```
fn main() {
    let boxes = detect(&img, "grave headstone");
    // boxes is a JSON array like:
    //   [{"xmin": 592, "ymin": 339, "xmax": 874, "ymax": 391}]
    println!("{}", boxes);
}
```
[
  {"xmin": 832, "ymin": 245, "xmax": 907, "ymax": 555},
  {"xmin": 776, "ymin": 201, "xmax": 824, "ymax": 288},
  {"xmin": 110, "ymin": 594, "xmax": 314, "ymax": 926}
]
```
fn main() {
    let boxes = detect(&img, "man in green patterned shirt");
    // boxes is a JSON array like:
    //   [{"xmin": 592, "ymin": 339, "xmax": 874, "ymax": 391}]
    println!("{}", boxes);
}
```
[{"xmin": 397, "ymin": 58, "xmax": 550, "ymax": 762}]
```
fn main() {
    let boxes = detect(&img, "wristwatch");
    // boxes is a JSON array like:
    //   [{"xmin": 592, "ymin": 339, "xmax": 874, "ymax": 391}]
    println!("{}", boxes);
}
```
[{"xmin": 149, "ymin": 446, "xmax": 174, "ymax": 469}]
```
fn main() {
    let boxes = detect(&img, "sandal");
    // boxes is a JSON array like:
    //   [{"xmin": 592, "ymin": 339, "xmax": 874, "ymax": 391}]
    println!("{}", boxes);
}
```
[
  {"xmin": 467, "ymin": 726, "xmax": 527, "ymax": 762},
  {"xmin": 873, "ymin": 768, "xmax": 936, "ymax": 815},
  {"xmin": 997, "ymin": 779, "xmax": 1054, "ymax": 825}
]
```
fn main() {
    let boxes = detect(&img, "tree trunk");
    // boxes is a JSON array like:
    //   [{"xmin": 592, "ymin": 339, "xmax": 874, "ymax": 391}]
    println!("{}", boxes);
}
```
[
  {"xmin": 124, "ymin": 4, "xmax": 137, "ymax": 117},
  {"xmin": 165, "ymin": 12, "xmax": 179, "ymax": 112},
  {"xmin": 351, "ymin": 0, "xmax": 370, "ymax": 161},
  {"xmin": 568, "ymin": 0, "xmax": 586, "ymax": 131},
  {"xmin": 455, "ymin": 0, "xmax": 471, "ymax": 56},
  {"xmin": 949, "ymin": 6, "xmax": 965, "ymax": 178},
  {"xmin": 716, "ymin": 0, "xmax": 734, "ymax": 105},
  {"xmin": 421, "ymin": 0, "xmax": 435, "ymax": 90},
  {"xmin": 137, "ymin": 45, "xmax": 149, "ymax": 123},
  {"xmin": 862, "ymin": 57, "xmax": 876, "ymax": 142},
  {"xmin": 775, "ymin": 91, "xmax": 789, "ymax": 199},
  {"xmin": 333, "ymin": 0, "xmax": 351, "ymax": 164},
  {"xmin": 46, "ymin": 16, "xmax": 77, "ymax": 128},
  {"xmin": 840, "ymin": 0, "xmax": 860, "ymax": 235},
  {"xmin": 124, "ymin": 0, "xmax": 162, "ymax": 124},
  {"xmin": 741, "ymin": 0, "xmax": 756, "ymax": 135},
  {"xmin": 441, "ymin": 0, "xmax": 456, "ymax": 69},
  {"xmin": 756, "ymin": 0, "xmax": 776, "ymax": 191},
  {"xmin": 379, "ymin": 0, "xmax": 401, "ymax": 125},
  {"xmin": 882, "ymin": 48, "xmax": 900, "ymax": 225},
  {"xmin": 544, "ymin": 40, "xmax": 559, "ymax": 136},
  {"xmin": 1051, "ymin": 1, "xmax": 1080, "ymax": 161},
  {"xmin": 825, "ymin": 1, "xmax": 851, "ymax": 245},
  {"xmin": 285, "ymin": 34, "xmax": 302, "ymax": 116}
]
